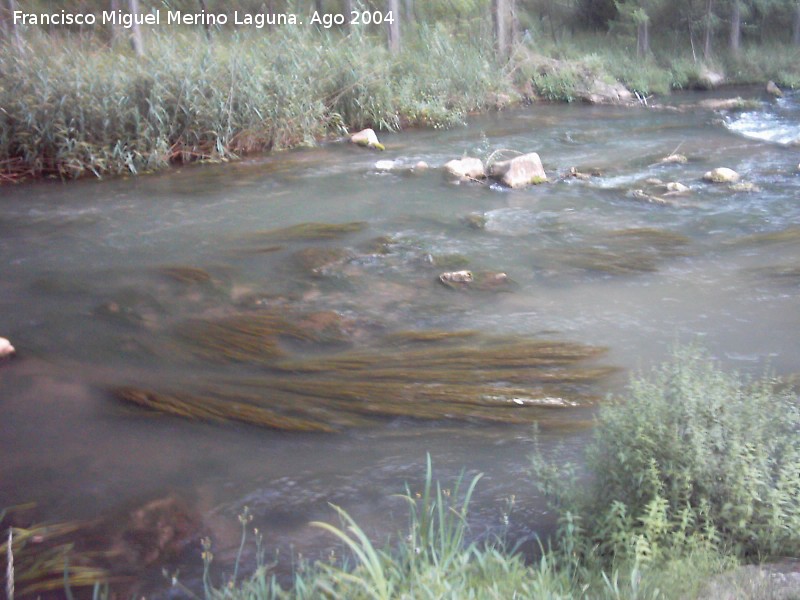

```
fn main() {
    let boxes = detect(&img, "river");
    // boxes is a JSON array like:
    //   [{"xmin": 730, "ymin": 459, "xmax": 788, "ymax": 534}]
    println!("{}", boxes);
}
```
[{"xmin": 0, "ymin": 88, "xmax": 798, "ymax": 595}]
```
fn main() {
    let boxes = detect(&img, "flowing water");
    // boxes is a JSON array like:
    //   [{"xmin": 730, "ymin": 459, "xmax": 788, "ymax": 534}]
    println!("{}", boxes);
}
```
[{"xmin": 1, "ymin": 88, "xmax": 799, "ymax": 593}]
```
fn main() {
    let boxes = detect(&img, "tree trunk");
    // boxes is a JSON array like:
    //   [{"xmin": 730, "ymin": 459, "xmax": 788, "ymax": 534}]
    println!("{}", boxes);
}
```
[
  {"xmin": 729, "ymin": 0, "xmax": 740, "ymax": 55},
  {"xmin": 794, "ymin": 1, "xmax": 800, "ymax": 45},
  {"xmin": 315, "ymin": 0, "xmax": 324, "ymax": 15},
  {"xmin": 703, "ymin": 0, "xmax": 713, "ymax": 60},
  {"xmin": 493, "ymin": 0, "xmax": 509, "ymax": 60},
  {"xmin": 387, "ymin": 0, "xmax": 400, "ymax": 53},
  {"xmin": 343, "ymin": 0, "xmax": 352, "ymax": 30},
  {"xmin": 637, "ymin": 19, "xmax": 649, "ymax": 56},
  {"xmin": 510, "ymin": 0, "xmax": 519, "ymax": 49},
  {"xmin": 129, "ymin": 0, "xmax": 144, "ymax": 57},
  {"xmin": 110, "ymin": 0, "xmax": 122, "ymax": 44},
  {"xmin": 403, "ymin": 0, "xmax": 414, "ymax": 24}
]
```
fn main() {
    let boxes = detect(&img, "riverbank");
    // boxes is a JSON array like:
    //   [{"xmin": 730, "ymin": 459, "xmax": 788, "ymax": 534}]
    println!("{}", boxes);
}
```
[{"xmin": 1, "ymin": 27, "xmax": 798, "ymax": 183}]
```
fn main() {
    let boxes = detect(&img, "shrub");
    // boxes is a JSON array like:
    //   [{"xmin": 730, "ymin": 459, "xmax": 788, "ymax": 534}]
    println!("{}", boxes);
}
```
[{"xmin": 536, "ymin": 346, "xmax": 800, "ymax": 565}]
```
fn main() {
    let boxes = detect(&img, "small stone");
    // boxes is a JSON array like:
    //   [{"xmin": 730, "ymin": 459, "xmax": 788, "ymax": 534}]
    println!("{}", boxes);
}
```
[
  {"xmin": 660, "ymin": 153, "xmax": 688, "ymax": 164},
  {"xmin": 645, "ymin": 178, "xmax": 664, "ymax": 186},
  {"xmin": 766, "ymin": 80, "xmax": 783, "ymax": 97},
  {"xmin": 730, "ymin": 182, "xmax": 760, "ymax": 193},
  {"xmin": 374, "ymin": 160, "xmax": 397, "ymax": 171},
  {"xmin": 0, "ymin": 337, "xmax": 14, "ymax": 358},
  {"xmin": 567, "ymin": 167, "xmax": 592, "ymax": 180},
  {"xmin": 444, "ymin": 157, "xmax": 485, "ymax": 180},
  {"xmin": 350, "ymin": 128, "xmax": 384, "ymax": 151},
  {"xmin": 703, "ymin": 167, "xmax": 740, "ymax": 184},
  {"xmin": 413, "ymin": 161, "xmax": 429, "ymax": 171},
  {"xmin": 439, "ymin": 270, "xmax": 473, "ymax": 285},
  {"xmin": 666, "ymin": 182, "xmax": 690, "ymax": 193}
]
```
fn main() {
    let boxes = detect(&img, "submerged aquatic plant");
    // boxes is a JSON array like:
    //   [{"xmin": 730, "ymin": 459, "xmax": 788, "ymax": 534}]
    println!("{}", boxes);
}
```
[
  {"xmin": 244, "ymin": 222, "xmax": 368, "ymax": 242},
  {"xmin": 113, "ymin": 324, "xmax": 615, "ymax": 432},
  {"xmin": 553, "ymin": 227, "xmax": 691, "ymax": 276}
]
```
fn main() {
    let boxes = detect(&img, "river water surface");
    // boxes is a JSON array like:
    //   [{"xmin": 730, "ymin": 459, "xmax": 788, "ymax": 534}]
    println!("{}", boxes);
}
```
[{"xmin": 1, "ymin": 89, "xmax": 798, "ymax": 593}]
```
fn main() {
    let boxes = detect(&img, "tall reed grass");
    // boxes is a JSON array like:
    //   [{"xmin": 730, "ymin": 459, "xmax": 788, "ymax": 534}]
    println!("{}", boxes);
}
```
[
  {"xmin": 0, "ymin": 26, "xmax": 509, "ymax": 181},
  {"xmin": 3, "ymin": 24, "xmax": 799, "ymax": 182}
]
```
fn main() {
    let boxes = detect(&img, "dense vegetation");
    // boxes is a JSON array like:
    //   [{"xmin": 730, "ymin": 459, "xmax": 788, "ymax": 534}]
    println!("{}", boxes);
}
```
[
  {"xmin": 1, "ymin": 0, "xmax": 799, "ymax": 181},
  {"xmin": 181, "ymin": 347, "xmax": 798, "ymax": 599}
]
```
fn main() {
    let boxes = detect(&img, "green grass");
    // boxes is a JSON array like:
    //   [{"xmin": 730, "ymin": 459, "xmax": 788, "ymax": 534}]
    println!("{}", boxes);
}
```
[{"xmin": 190, "ymin": 453, "xmax": 739, "ymax": 600}]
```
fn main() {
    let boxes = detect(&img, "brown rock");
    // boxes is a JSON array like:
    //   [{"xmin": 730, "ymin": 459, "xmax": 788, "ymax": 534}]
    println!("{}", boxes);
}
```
[{"xmin": 118, "ymin": 495, "xmax": 200, "ymax": 568}]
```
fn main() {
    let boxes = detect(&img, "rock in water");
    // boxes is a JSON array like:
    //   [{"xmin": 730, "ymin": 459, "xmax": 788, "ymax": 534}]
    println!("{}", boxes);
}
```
[
  {"xmin": 488, "ymin": 153, "xmax": 547, "ymax": 188},
  {"xmin": 374, "ymin": 159, "xmax": 397, "ymax": 171},
  {"xmin": 660, "ymin": 153, "xmax": 688, "ymax": 164},
  {"xmin": 730, "ymin": 182, "xmax": 760, "ymax": 193},
  {"xmin": 666, "ymin": 182, "xmax": 690, "ymax": 193},
  {"xmin": 444, "ymin": 157, "xmax": 486, "ymax": 180},
  {"xmin": 116, "ymin": 495, "xmax": 200, "ymax": 568},
  {"xmin": 350, "ymin": 128, "xmax": 385, "ymax": 151},
  {"xmin": 766, "ymin": 80, "xmax": 783, "ymax": 97},
  {"xmin": 439, "ymin": 270, "xmax": 473, "ymax": 286},
  {"xmin": 0, "ymin": 337, "xmax": 14, "ymax": 358},
  {"xmin": 703, "ymin": 167, "xmax": 741, "ymax": 184}
]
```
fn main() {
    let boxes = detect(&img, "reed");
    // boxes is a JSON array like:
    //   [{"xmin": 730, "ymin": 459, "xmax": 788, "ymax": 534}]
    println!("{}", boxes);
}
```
[
  {"xmin": 0, "ymin": 25, "xmax": 508, "ymax": 182},
  {"xmin": 0, "ymin": 515, "xmax": 110, "ymax": 598}
]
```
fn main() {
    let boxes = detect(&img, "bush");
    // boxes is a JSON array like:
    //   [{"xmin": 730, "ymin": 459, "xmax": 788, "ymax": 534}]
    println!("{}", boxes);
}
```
[{"xmin": 536, "ymin": 346, "xmax": 800, "ymax": 565}]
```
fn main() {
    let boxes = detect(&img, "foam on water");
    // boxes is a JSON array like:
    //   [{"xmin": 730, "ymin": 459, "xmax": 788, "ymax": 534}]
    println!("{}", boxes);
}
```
[{"xmin": 725, "ymin": 94, "xmax": 800, "ymax": 145}]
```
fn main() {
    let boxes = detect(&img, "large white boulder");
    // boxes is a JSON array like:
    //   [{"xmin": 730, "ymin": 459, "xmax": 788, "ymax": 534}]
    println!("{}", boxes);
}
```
[{"xmin": 488, "ymin": 152, "xmax": 547, "ymax": 188}]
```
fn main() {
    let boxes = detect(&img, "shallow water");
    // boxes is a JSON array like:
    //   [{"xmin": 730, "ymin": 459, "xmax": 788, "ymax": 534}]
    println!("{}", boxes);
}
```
[{"xmin": 1, "ymin": 88, "xmax": 799, "ymax": 593}]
